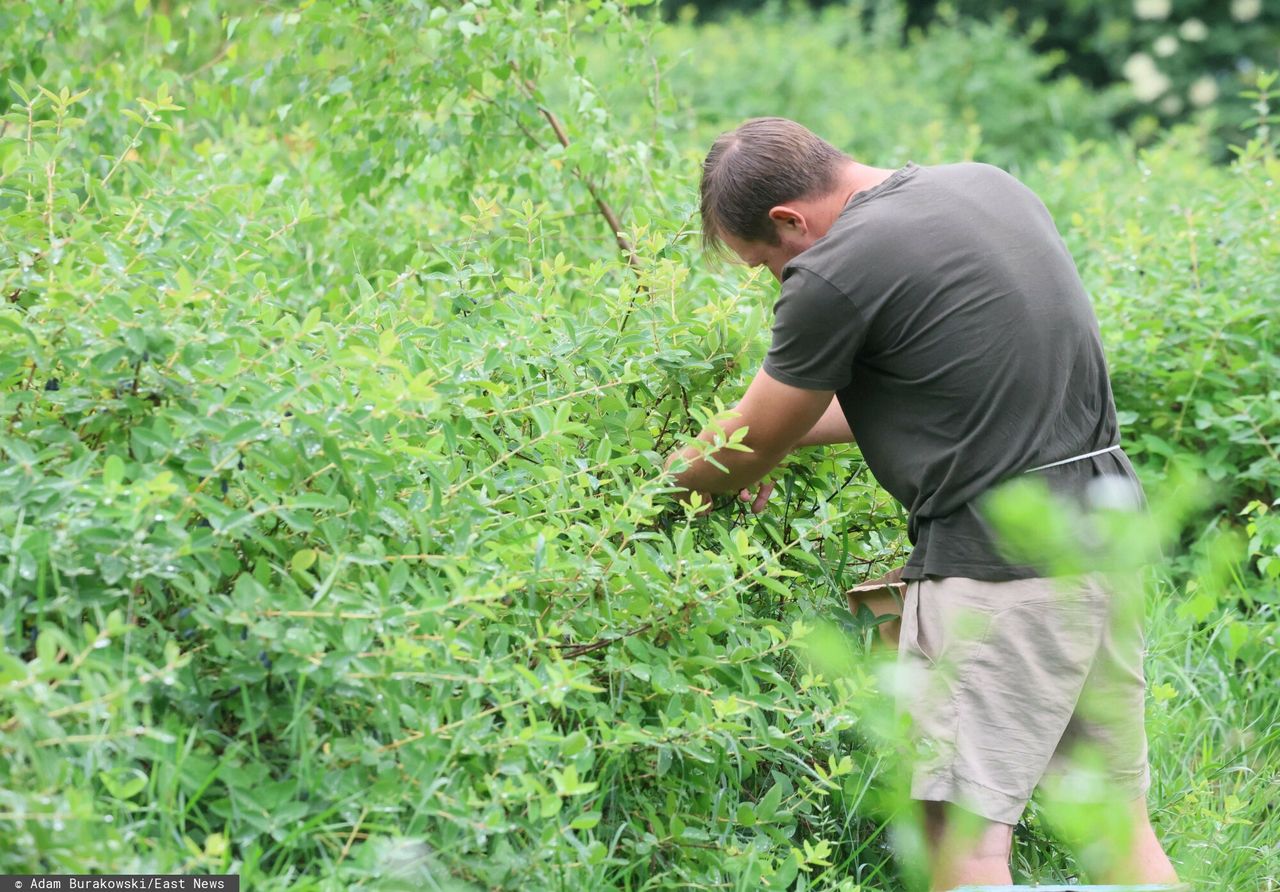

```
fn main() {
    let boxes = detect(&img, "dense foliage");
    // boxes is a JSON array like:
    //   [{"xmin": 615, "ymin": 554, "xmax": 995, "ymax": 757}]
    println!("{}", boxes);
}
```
[{"xmin": 1, "ymin": 1, "xmax": 1276, "ymax": 890}]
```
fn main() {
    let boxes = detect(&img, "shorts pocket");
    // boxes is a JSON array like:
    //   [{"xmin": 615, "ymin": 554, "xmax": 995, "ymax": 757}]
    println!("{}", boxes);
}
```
[
  {"xmin": 913, "ymin": 581, "xmax": 942, "ymax": 668},
  {"xmin": 899, "ymin": 581, "xmax": 936, "ymax": 668},
  {"xmin": 915, "ymin": 580, "xmax": 996, "ymax": 677}
]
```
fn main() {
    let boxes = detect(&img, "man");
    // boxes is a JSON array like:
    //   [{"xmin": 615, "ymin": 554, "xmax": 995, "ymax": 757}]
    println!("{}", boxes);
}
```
[{"xmin": 663, "ymin": 117, "xmax": 1179, "ymax": 889}]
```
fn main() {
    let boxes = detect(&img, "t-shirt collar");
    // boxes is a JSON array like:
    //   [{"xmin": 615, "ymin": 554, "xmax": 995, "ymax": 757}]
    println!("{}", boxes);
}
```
[{"xmin": 842, "ymin": 161, "xmax": 918, "ymax": 215}]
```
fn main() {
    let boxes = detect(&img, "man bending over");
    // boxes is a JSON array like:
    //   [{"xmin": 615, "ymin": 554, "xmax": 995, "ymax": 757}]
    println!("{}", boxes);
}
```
[{"xmin": 663, "ymin": 117, "xmax": 1179, "ymax": 890}]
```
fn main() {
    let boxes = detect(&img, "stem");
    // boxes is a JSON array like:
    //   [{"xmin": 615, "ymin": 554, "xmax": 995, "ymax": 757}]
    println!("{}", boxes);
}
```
[
  {"xmin": 46, "ymin": 107, "xmax": 64, "ymax": 250},
  {"xmin": 536, "ymin": 103, "xmax": 639, "ymax": 270},
  {"xmin": 507, "ymin": 64, "xmax": 650, "ymax": 330},
  {"xmin": 80, "ymin": 111, "xmax": 153, "ymax": 212},
  {"xmin": 45, "ymin": 158, "xmax": 56, "ymax": 248},
  {"xmin": 25, "ymin": 100, "xmax": 34, "ymax": 211}
]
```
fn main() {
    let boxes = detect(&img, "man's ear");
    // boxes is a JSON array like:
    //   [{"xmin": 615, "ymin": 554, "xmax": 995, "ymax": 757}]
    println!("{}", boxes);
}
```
[{"xmin": 768, "ymin": 205, "xmax": 807, "ymax": 234}]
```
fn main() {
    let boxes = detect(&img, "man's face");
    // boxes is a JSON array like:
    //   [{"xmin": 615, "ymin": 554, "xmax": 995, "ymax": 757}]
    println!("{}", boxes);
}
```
[{"xmin": 720, "ymin": 218, "xmax": 818, "ymax": 283}]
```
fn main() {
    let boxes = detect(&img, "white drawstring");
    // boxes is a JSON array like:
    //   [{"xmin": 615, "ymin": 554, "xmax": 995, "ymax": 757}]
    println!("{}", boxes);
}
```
[{"xmin": 1023, "ymin": 444, "xmax": 1122, "ymax": 474}]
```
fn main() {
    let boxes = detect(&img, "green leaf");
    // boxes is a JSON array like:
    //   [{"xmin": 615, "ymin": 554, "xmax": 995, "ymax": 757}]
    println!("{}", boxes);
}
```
[
  {"xmin": 757, "ymin": 783, "xmax": 783, "ymax": 822},
  {"xmin": 0, "ymin": 653, "xmax": 27, "ymax": 685},
  {"xmin": 35, "ymin": 629, "xmax": 58, "ymax": 667},
  {"xmin": 99, "ymin": 767, "xmax": 148, "ymax": 800},
  {"xmin": 291, "ymin": 549, "xmax": 318, "ymax": 573},
  {"xmin": 102, "ymin": 455, "xmax": 125, "ymax": 488},
  {"xmin": 570, "ymin": 810, "xmax": 601, "ymax": 830},
  {"xmin": 768, "ymin": 852, "xmax": 799, "ymax": 889},
  {"xmin": 378, "ymin": 329, "xmax": 398, "ymax": 357},
  {"xmin": 562, "ymin": 731, "xmax": 588, "ymax": 756}
]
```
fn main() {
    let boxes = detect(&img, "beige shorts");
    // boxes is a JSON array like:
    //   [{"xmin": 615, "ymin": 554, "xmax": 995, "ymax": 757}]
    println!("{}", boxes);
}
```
[{"xmin": 896, "ymin": 574, "xmax": 1151, "ymax": 825}]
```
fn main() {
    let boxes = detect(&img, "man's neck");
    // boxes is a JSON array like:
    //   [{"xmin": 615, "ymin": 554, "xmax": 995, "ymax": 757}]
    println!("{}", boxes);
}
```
[
  {"xmin": 787, "ymin": 160, "xmax": 904, "ymax": 244},
  {"xmin": 837, "ymin": 160, "xmax": 900, "ymax": 209}
]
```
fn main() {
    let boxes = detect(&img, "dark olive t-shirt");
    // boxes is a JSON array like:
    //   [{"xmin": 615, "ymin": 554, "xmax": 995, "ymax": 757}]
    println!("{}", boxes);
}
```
[{"xmin": 762, "ymin": 161, "xmax": 1143, "ymax": 580}]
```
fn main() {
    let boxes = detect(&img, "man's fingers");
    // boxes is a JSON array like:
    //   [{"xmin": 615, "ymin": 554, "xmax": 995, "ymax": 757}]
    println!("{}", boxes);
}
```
[
  {"xmin": 738, "ymin": 482, "xmax": 774, "ymax": 514},
  {"xmin": 685, "ymin": 485, "xmax": 774, "ymax": 516},
  {"xmin": 752, "ymin": 481, "xmax": 774, "ymax": 513}
]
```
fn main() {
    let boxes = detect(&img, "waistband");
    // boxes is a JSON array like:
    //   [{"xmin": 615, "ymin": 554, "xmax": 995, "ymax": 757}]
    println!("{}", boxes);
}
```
[{"xmin": 1023, "ymin": 443, "xmax": 1121, "ymax": 474}]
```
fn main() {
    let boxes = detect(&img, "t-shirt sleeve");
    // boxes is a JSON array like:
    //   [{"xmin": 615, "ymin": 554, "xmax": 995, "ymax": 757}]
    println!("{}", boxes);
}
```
[{"xmin": 761, "ymin": 267, "xmax": 867, "ymax": 391}]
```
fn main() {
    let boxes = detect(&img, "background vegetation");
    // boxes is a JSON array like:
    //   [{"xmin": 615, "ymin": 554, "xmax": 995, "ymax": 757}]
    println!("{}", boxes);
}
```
[
  {"xmin": 1, "ymin": 1, "xmax": 1276, "ymax": 890},
  {"xmin": 664, "ymin": 0, "xmax": 1280, "ymax": 156}
]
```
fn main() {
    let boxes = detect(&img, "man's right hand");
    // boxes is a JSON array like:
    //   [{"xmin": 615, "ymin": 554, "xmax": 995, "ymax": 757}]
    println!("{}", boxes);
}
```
[{"xmin": 738, "ymin": 480, "xmax": 775, "ymax": 514}]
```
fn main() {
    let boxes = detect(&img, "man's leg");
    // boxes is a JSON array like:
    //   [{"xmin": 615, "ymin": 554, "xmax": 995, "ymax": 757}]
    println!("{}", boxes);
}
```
[
  {"xmin": 922, "ymin": 800, "xmax": 1014, "ymax": 891},
  {"xmin": 1035, "ymin": 786, "xmax": 1179, "ymax": 885},
  {"xmin": 1092, "ymin": 797, "xmax": 1179, "ymax": 885},
  {"xmin": 920, "ymin": 796, "xmax": 1175, "ymax": 890},
  {"xmin": 895, "ymin": 577, "xmax": 1113, "ymax": 888},
  {"xmin": 1039, "ymin": 573, "xmax": 1178, "ymax": 884}
]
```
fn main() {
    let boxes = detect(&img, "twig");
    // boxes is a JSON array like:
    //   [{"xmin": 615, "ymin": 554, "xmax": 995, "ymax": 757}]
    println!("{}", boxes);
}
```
[
  {"xmin": 337, "ymin": 806, "xmax": 368, "ymax": 865},
  {"xmin": 535, "ymin": 103, "xmax": 639, "ymax": 271},
  {"xmin": 508, "ymin": 64, "xmax": 648, "ymax": 330}
]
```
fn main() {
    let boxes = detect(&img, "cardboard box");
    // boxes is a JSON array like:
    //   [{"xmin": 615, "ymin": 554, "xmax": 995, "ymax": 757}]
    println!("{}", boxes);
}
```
[{"xmin": 846, "ymin": 566, "xmax": 905, "ymax": 649}]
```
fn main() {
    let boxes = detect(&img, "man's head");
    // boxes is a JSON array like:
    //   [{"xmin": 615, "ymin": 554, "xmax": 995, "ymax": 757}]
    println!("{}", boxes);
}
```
[{"xmin": 699, "ymin": 117, "xmax": 852, "ymax": 280}]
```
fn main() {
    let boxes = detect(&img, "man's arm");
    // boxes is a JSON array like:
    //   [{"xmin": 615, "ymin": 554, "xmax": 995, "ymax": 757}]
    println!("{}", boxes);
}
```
[
  {"xmin": 664, "ymin": 368, "xmax": 832, "ymax": 499},
  {"xmin": 795, "ymin": 395, "xmax": 855, "ymax": 447}
]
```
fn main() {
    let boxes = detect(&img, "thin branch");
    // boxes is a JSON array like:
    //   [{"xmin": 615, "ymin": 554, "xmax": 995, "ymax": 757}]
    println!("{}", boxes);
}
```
[
  {"xmin": 508, "ymin": 64, "xmax": 648, "ymax": 330},
  {"xmin": 535, "ymin": 103, "xmax": 639, "ymax": 272}
]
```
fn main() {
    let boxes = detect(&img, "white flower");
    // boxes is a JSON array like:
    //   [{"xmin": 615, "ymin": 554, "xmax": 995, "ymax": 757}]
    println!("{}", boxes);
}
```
[
  {"xmin": 1189, "ymin": 76, "xmax": 1220, "ymax": 107},
  {"xmin": 1134, "ymin": 0, "xmax": 1171, "ymax": 20},
  {"xmin": 1178, "ymin": 18, "xmax": 1208, "ymax": 41},
  {"xmin": 1159, "ymin": 94, "xmax": 1185, "ymax": 116},
  {"xmin": 1231, "ymin": 0, "xmax": 1262, "ymax": 22},
  {"xmin": 1123, "ymin": 53, "xmax": 1172, "ymax": 101},
  {"xmin": 1154, "ymin": 35, "xmax": 1179, "ymax": 57},
  {"xmin": 1122, "ymin": 53, "xmax": 1155, "ymax": 80}
]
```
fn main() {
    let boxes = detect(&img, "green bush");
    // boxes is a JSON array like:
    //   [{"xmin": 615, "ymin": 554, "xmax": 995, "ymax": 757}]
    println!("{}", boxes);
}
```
[
  {"xmin": 0, "ymin": 3, "xmax": 904, "ymax": 887},
  {"xmin": 0, "ymin": 1, "xmax": 1275, "ymax": 890},
  {"xmin": 620, "ymin": 1, "xmax": 1126, "ymax": 172}
]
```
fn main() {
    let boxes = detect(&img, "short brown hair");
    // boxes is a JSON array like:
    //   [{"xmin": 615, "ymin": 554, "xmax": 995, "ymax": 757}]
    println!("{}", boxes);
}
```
[{"xmin": 699, "ymin": 117, "xmax": 849, "ymax": 256}]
